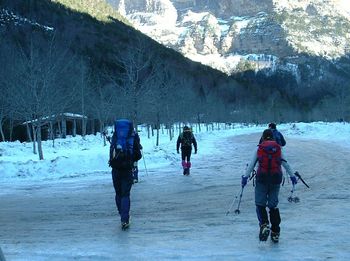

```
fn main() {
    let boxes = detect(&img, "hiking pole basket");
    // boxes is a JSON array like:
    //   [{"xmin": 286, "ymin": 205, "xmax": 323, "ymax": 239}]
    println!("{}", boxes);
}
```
[{"xmin": 288, "ymin": 184, "xmax": 300, "ymax": 203}]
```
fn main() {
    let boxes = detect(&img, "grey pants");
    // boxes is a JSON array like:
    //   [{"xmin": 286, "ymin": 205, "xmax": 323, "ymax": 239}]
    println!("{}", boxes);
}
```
[{"xmin": 255, "ymin": 182, "xmax": 280, "ymax": 208}]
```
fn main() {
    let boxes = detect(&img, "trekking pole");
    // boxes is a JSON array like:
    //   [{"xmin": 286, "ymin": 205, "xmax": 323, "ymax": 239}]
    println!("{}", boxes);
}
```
[
  {"xmin": 295, "ymin": 171, "xmax": 310, "ymax": 188},
  {"xmin": 141, "ymin": 150, "xmax": 149, "ymax": 176},
  {"xmin": 288, "ymin": 184, "xmax": 295, "ymax": 202},
  {"xmin": 226, "ymin": 188, "xmax": 242, "ymax": 216},
  {"xmin": 226, "ymin": 166, "xmax": 254, "ymax": 216},
  {"xmin": 234, "ymin": 186, "xmax": 245, "ymax": 214}
]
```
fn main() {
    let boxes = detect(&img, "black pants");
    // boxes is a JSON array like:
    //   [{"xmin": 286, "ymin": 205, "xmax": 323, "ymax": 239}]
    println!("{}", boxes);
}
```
[
  {"xmin": 256, "ymin": 206, "xmax": 281, "ymax": 233},
  {"xmin": 181, "ymin": 146, "xmax": 192, "ymax": 162}
]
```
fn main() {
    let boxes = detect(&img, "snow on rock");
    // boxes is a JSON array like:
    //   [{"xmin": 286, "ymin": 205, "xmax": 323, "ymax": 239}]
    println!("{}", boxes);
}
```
[
  {"xmin": 114, "ymin": 0, "xmax": 350, "ymax": 77},
  {"xmin": 0, "ymin": 8, "xmax": 54, "ymax": 31}
]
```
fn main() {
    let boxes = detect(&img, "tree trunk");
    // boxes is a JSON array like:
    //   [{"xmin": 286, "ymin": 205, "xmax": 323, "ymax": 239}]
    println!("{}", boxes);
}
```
[
  {"xmin": 103, "ymin": 135, "xmax": 107, "ymax": 147},
  {"xmin": 9, "ymin": 118, "xmax": 14, "ymax": 141},
  {"xmin": 147, "ymin": 124, "xmax": 150, "ymax": 139},
  {"xmin": 168, "ymin": 123, "xmax": 172, "ymax": 141},
  {"xmin": 99, "ymin": 120, "xmax": 104, "ymax": 134},
  {"xmin": 0, "ymin": 118, "xmax": 5, "ymax": 141},
  {"xmin": 37, "ymin": 124, "xmax": 44, "ymax": 160},
  {"xmin": 32, "ymin": 124, "xmax": 37, "ymax": 155},
  {"xmin": 156, "ymin": 112, "xmax": 160, "ymax": 146},
  {"xmin": 49, "ymin": 121, "xmax": 55, "ymax": 148},
  {"xmin": 197, "ymin": 113, "xmax": 201, "ymax": 132},
  {"xmin": 82, "ymin": 117, "xmax": 87, "ymax": 136},
  {"xmin": 25, "ymin": 122, "xmax": 32, "ymax": 142},
  {"xmin": 57, "ymin": 120, "xmax": 62, "ymax": 138},
  {"xmin": 91, "ymin": 119, "xmax": 95, "ymax": 135}
]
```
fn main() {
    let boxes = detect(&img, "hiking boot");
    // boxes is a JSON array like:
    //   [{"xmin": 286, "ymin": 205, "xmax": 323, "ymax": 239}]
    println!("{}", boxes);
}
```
[
  {"xmin": 271, "ymin": 231, "xmax": 280, "ymax": 243},
  {"xmin": 259, "ymin": 223, "xmax": 270, "ymax": 241},
  {"xmin": 121, "ymin": 221, "xmax": 130, "ymax": 230}
]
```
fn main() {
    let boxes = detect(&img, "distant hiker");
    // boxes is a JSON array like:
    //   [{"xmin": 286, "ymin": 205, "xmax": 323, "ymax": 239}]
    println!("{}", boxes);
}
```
[
  {"xmin": 176, "ymin": 126, "xmax": 197, "ymax": 175},
  {"xmin": 241, "ymin": 129, "xmax": 298, "ymax": 243},
  {"xmin": 109, "ymin": 119, "xmax": 142, "ymax": 230},
  {"xmin": 259, "ymin": 122, "xmax": 286, "ymax": 147}
]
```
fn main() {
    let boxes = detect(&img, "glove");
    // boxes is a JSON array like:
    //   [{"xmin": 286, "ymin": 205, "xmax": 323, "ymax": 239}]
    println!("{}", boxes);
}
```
[
  {"xmin": 177, "ymin": 150, "xmax": 179, "ymax": 154},
  {"xmin": 108, "ymin": 160, "xmax": 111, "ymax": 167},
  {"xmin": 241, "ymin": 175, "xmax": 248, "ymax": 187},
  {"xmin": 194, "ymin": 150, "xmax": 197, "ymax": 154},
  {"xmin": 290, "ymin": 176, "xmax": 298, "ymax": 185}
]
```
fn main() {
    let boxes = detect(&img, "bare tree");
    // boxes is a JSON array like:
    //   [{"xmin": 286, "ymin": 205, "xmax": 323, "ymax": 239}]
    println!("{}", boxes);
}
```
[
  {"xmin": 0, "ymin": 40, "xmax": 18, "ymax": 141},
  {"xmin": 75, "ymin": 58, "xmax": 91, "ymax": 137},
  {"xmin": 115, "ymin": 36, "xmax": 157, "ymax": 128},
  {"xmin": 0, "ymin": 86, "xmax": 9, "ymax": 141},
  {"xmin": 10, "ymin": 34, "xmax": 77, "ymax": 159},
  {"xmin": 89, "ymin": 74, "xmax": 119, "ymax": 138}
]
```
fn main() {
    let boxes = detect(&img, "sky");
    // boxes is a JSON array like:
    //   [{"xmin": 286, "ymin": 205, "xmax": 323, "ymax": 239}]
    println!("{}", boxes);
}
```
[{"xmin": 0, "ymin": 121, "xmax": 349, "ymax": 260}]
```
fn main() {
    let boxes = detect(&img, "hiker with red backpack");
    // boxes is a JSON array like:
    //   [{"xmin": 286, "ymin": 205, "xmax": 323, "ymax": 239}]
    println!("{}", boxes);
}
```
[
  {"xmin": 241, "ymin": 129, "xmax": 298, "ymax": 243},
  {"xmin": 109, "ymin": 119, "xmax": 142, "ymax": 230},
  {"xmin": 176, "ymin": 126, "xmax": 197, "ymax": 175}
]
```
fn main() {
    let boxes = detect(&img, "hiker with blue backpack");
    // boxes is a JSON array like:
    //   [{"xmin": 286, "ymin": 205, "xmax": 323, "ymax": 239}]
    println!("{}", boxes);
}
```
[
  {"xmin": 241, "ymin": 129, "xmax": 298, "ymax": 243},
  {"xmin": 176, "ymin": 126, "xmax": 197, "ymax": 175},
  {"xmin": 259, "ymin": 122, "xmax": 286, "ymax": 147},
  {"xmin": 109, "ymin": 119, "xmax": 142, "ymax": 230}
]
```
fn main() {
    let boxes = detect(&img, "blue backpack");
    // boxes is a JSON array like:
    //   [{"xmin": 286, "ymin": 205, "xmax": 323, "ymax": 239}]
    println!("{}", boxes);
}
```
[{"xmin": 109, "ymin": 119, "xmax": 141, "ymax": 169}]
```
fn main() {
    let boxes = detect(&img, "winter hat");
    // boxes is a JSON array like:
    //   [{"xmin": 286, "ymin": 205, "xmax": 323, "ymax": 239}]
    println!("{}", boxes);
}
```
[
  {"xmin": 262, "ymin": 129, "xmax": 274, "ymax": 141},
  {"xmin": 183, "ymin": 126, "xmax": 190, "ymax": 131}
]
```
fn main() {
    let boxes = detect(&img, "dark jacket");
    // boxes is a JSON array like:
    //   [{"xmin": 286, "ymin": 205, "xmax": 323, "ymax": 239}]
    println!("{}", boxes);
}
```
[
  {"xmin": 176, "ymin": 130, "xmax": 197, "ymax": 152},
  {"xmin": 259, "ymin": 129, "xmax": 286, "ymax": 147}
]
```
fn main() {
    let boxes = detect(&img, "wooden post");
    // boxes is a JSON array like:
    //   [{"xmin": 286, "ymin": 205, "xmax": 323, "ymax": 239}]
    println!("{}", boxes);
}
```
[
  {"xmin": 73, "ymin": 119, "xmax": 77, "ymax": 137},
  {"xmin": 62, "ymin": 118, "xmax": 67, "ymax": 138}
]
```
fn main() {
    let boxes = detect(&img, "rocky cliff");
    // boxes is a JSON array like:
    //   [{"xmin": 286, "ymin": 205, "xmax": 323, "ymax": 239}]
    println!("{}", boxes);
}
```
[{"xmin": 108, "ymin": 0, "xmax": 350, "ymax": 83}]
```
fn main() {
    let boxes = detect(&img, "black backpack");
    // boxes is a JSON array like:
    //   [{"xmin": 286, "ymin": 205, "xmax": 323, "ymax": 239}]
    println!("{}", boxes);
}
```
[{"xmin": 181, "ymin": 131, "xmax": 193, "ymax": 147}]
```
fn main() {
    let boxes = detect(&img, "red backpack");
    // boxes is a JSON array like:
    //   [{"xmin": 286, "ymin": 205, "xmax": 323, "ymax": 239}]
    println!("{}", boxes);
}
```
[{"xmin": 257, "ymin": 140, "xmax": 282, "ymax": 177}]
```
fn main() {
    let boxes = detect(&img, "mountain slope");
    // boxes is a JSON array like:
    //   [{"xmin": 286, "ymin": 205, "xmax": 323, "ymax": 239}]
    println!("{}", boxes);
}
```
[{"xmin": 0, "ymin": 0, "xmax": 244, "ymax": 130}]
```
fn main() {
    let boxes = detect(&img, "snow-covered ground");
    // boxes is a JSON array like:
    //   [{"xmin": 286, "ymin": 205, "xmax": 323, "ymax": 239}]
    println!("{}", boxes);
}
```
[{"xmin": 0, "ymin": 122, "xmax": 349, "ymax": 260}]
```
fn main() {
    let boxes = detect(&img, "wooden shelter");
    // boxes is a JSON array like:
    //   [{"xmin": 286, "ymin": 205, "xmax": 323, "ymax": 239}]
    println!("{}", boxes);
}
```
[{"xmin": 23, "ymin": 113, "xmax": 88, "ymax": 140}]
